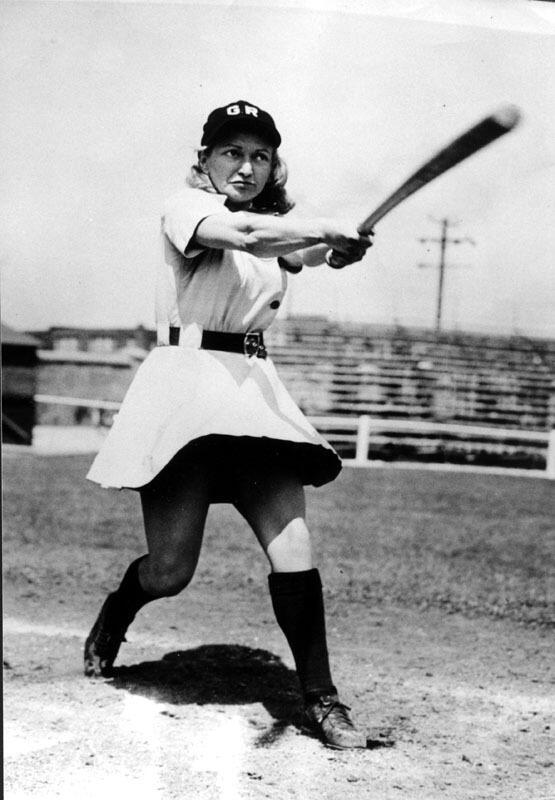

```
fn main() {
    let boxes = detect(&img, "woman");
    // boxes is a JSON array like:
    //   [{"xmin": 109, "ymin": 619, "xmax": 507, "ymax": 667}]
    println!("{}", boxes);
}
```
[{"xmin": 85, "ymin": 100, "xmax": 373, "ymax": 749}]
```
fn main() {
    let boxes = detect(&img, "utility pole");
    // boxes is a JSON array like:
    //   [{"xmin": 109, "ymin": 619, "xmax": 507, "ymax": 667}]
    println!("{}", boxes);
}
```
[{"xmin": 418, "ymin": 217, "xmax": 475, "ymax": 332}]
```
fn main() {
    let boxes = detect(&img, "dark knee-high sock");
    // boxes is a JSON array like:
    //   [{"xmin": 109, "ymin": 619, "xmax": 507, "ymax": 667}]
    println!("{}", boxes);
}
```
[
  {"xmin": 268, "ymin": 568, "xmax": 336, "ymax": 701},
  {"xmin": 104, "ymin": 555, "xmax": 155, "ymax": 631}
]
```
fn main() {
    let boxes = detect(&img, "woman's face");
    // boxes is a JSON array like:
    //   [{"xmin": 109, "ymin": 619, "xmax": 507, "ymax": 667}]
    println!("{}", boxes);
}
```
[{"xmin": 201, "ymin": 130, "xmax": 274, "ymax": 207}]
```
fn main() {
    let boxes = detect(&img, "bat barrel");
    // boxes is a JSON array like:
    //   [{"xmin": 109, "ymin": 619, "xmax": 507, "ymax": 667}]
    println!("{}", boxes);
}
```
[
  {"xmin": 356, "ymin": 104, "xmax": 522, "ymax": 235},
  {"xmin": 492, "ymin": 104, "xmax": 521, "ymax": 129},
  {"xmin": 327, "ymin": 104, "xmax": 522, "ymax": 266}
]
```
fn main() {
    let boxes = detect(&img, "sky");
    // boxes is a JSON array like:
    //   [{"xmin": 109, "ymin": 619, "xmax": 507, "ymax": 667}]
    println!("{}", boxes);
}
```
[{"xmin": 1, "ymin": 0, "xmax": 554, "ymax": 336}]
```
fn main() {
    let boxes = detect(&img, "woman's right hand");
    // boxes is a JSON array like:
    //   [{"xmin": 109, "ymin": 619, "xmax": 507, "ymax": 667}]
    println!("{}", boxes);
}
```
[{"xmin": 321, "ymin": 219, "xmax": 373, "ymax": 265}]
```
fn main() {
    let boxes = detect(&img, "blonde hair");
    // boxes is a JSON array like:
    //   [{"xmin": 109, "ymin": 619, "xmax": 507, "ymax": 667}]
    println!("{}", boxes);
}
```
[{"xmin": 186, "ymin": 146, "xmax": 295, "ymax": 216}]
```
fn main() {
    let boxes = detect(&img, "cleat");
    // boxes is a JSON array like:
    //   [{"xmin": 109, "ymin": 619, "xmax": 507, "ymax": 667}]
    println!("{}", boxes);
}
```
[
  {"xmin": 84, "ymin": 595, "xmax": 127, "ymax": 678},
  {"xmin": 305, "ymin": 693, "xmax": 367, "ymax": 750}
]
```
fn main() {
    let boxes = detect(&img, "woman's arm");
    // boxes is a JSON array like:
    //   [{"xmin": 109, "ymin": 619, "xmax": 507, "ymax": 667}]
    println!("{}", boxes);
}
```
[{"xmin": 194, "ymin": 211, "xmax": 371, "ymax": 261}]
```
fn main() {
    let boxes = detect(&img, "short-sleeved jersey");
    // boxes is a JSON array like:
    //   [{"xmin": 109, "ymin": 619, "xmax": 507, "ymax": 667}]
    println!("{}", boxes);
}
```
[{"xmin": 157, "ymin": 187, "xmax": 287, "ymax": 344}]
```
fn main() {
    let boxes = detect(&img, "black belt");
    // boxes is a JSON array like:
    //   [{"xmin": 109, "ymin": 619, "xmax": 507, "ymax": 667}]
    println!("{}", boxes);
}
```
[{"xmin": 169, "ymin": 327, "xmax": 267, "ymax": 359}]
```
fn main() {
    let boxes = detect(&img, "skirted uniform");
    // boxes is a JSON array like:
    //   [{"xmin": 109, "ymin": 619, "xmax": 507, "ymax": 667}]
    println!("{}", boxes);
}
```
[{"xmin": 87, "ymin": 186, "xmax": 341, "ymax": 501}]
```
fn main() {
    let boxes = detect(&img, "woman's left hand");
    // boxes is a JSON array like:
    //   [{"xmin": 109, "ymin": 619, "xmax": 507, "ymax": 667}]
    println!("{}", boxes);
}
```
[{"xmin": 326, "ymin": 231, "xmax": 374, "ymax": 269}]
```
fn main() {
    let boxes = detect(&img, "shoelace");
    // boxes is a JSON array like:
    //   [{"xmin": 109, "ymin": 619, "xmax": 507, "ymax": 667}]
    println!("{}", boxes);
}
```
[{"xmin": 319, "ymin": 699, "xmax": 354, "ymax": 729}]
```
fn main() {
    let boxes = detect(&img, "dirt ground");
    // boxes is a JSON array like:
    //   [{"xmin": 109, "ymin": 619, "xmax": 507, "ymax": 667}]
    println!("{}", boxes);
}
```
[
  {"xmin": 4, "ymin": 588, "xmax": 554, "ymax": 800},
  {"xmin": 3, "ymin": 453, "xmax": 555, "ymax": 799}
]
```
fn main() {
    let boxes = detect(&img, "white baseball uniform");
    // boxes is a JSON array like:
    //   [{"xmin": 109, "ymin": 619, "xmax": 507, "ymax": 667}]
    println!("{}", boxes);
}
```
[{"xmin": 87, "ymin": 187, "xmax": 341, "ymax": 498}]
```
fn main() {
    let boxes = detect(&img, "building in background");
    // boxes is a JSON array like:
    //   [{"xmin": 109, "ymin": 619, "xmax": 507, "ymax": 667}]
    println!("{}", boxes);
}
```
[
  {"xmin": 36, "ymin": 350, "xmax": 140, "ymax": 427},
  {"xmin": 25, "ymin": 327, "xmax": 149, "ymax": 427},
  {"xmin": 2, "ymin": 325, "xmax": 40, "ymax": 444},
  {"xmin": 32, "ymin": 325, "xmax": 154, "ymax": 355}
]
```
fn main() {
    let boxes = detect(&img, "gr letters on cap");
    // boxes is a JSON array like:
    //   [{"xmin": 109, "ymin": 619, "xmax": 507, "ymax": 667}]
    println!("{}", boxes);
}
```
[{"xmin": 201, "ymin": 100, "xmax": 281, "ymax": 148}]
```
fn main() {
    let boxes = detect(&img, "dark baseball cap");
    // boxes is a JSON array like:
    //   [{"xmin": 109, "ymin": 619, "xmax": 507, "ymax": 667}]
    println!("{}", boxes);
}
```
[{"xmin": 201, "ymin": 100, "xmax": 282, "ymax": 148}]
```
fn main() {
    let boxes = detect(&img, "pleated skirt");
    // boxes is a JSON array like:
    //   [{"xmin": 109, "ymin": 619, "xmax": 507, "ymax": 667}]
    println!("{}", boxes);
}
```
[{"xmin": 86, "ymin": 346, "xmax": 341, "ymax": 501}]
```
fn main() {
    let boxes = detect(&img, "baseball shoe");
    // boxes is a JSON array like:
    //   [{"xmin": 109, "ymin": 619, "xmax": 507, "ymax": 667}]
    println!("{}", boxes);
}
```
[
  {"xmin": 84, "ymin": 594, "xmax": 127, "ymax": 678},
  {"xmin": 305, "ymin": 693, "xmax": 367, "ymax": 750}
]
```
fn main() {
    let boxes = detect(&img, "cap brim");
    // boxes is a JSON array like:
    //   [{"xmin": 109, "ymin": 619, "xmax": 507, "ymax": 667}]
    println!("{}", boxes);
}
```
[{"xmin": 202, "ymin": 119, "xmax": 281, "ymax": 148}]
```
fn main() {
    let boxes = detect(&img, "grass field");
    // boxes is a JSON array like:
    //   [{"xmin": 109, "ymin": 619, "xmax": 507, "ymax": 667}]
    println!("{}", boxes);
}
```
[
  {"xmin": 4, "ymin": 452, "xmax": 554, "ymax": 627},
  {"xmin": 4, "ymin": 451, "xmax": 555, "ymax": 800}
]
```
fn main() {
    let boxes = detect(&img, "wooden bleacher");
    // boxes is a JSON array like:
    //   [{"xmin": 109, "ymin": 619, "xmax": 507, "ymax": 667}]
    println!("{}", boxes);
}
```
[{"xmin": 264, "ymin": 318, "xmax": 555, "ymax": 467}]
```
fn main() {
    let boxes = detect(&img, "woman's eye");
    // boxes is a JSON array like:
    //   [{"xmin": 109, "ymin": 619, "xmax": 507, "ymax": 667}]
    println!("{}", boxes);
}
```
[
  {"xmin": 255, "ymin": 153, "xmax": 270, "ymax": 162},
  {"xmin": 224, "ymin": 149, "xmax": 241, "ymax": 158}
]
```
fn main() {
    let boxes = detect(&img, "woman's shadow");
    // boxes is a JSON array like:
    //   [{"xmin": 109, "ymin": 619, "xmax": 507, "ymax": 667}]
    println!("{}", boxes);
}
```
[
  {"xmin": 107, "ymin": 644, "xmax": 393, "ymax": 749},
  {"xmin": 108, "ymin": 644, "xmax": 307, "ymax": 747}
]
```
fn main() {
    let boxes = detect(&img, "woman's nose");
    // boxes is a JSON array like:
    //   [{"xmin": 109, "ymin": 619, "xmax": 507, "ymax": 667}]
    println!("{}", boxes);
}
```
[{"xmin": 238, "ymin": 159, "xmax": 253, "ymax": 176}]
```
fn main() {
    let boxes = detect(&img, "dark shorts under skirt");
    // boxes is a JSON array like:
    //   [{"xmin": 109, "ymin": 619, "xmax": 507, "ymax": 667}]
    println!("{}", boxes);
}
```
[{"xmin": 137, "ymin": 433, "xmax": 342, "ymax": 504}]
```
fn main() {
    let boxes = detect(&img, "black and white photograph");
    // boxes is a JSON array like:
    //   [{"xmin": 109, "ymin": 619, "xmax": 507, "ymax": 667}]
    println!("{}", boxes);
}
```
[{"xmin": 3, "ymin": 1, "xmax": 554, "ymax": 798}]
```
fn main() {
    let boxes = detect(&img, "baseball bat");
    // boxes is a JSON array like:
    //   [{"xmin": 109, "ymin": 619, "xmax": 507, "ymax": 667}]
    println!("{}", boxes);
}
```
[{"xmin": 326, "ymin": 104, "xmax": 521, "ymax": 268}]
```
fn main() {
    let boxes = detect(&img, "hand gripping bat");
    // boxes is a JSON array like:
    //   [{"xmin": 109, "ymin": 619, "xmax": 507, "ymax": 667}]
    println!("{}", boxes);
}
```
[{"xmin": 326, "ymin": 104, "xmax": 521, "ymax": 268}]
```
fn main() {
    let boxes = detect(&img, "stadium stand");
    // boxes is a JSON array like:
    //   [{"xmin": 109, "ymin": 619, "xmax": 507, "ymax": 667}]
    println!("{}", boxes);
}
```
[
  {"xmin": 264, "ymin": 318, "xmax": 555, "ymax": 468},
  {"xmin": 265, "ymin": 318, "xmax": 554, "ymax": 424}
]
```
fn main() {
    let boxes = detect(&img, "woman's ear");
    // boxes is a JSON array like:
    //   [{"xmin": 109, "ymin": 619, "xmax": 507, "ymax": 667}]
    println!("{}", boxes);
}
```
[{"xmin": 198, "ymin": 151, "xmax": 209, "ymax": 174}]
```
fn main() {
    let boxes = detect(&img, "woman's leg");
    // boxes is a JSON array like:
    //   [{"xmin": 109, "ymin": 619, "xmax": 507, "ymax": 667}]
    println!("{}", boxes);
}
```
[
  {"xmin": 234, "ymin": 466, "xmax": 312, "ymax": 570},
  {"xmin": 138, "ymin": 461, "xmax": 211, "ymax": 597},
  {"xmin": 233, "ymin": 467, "xmax": 366, "ymax": 749},
  {"xmin": 84, "ymin": 459, "xmax": 211, "ymax": 677}
]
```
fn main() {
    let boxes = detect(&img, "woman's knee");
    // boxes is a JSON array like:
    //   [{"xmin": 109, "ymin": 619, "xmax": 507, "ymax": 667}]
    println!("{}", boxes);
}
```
[
  {"xmin": 140, "ymin": 554, "xmax": 197, "ymax": 597},
  {"xmin": 266, "ymin": 518, "xmax": 313, "ymax": 572}
]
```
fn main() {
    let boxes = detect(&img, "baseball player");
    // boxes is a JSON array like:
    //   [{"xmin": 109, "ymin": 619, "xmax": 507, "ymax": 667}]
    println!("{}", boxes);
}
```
[{"xmin": 84, "ymin": 100, "xmax": 372, "ymax": 749}]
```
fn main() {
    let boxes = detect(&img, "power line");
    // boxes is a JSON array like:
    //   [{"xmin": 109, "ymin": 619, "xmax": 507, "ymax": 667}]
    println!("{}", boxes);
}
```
[{"xmin": 418, "ymin": 217, "xmax": 475, "ymax": 332}]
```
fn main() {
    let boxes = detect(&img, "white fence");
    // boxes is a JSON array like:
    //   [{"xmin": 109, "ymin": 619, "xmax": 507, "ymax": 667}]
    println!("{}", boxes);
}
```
[
  {"xmin": 33, "ymin": 395, "xmax": 555, "ymax": 479},
  {"xmin": 35, "ymin": 394, "xmax": 121, "ymax": 411},
  {"xmin": 309, "ymin": 415, "xmax": 554, "ymax": 479}
]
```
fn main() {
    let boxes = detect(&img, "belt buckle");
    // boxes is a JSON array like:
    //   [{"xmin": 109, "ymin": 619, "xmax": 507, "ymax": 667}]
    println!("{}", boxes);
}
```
[{"xmin": 243, "ymin": 332, "xmax": 266, "ymax": 359}]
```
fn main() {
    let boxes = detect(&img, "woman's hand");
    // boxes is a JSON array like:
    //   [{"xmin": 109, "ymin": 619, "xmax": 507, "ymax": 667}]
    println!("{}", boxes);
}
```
[{"xmin": 321, "ymin": 220, "xmax": 374, "ymax": 267}]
